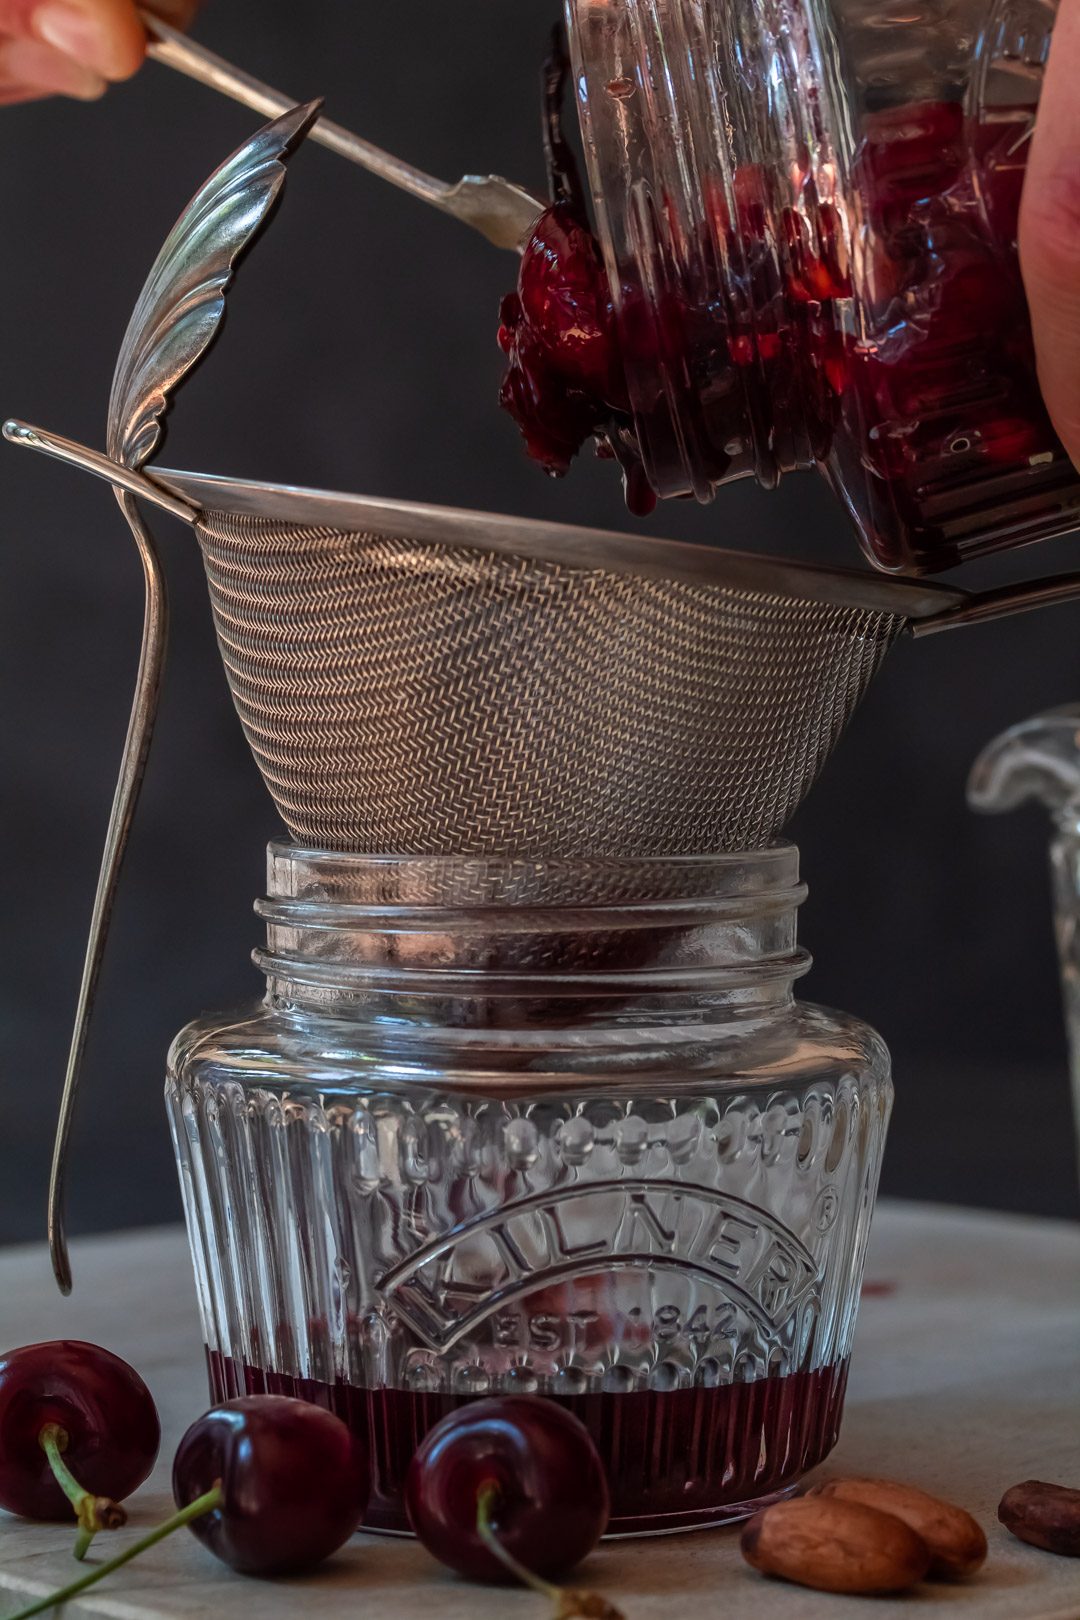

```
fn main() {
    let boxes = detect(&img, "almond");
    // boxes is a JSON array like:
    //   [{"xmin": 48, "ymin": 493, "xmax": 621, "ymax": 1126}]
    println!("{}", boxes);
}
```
[
  {"xmin": 740, "ymin": 1495, "xmax": 931, "ymax": 1594},
  {"xmin": 811, "ymin": 1476, "xmax": 987, "ymax": 1579},
  {"xmin": 998, "ymin": 1480, "xmax": 1080, "ymax": 1557}
]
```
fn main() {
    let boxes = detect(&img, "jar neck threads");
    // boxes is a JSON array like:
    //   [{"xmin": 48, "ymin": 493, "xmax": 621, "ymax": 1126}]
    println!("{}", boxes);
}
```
[{"xmin": 254, "ymin": 842, "xmax": 810, "ymax": 1028}]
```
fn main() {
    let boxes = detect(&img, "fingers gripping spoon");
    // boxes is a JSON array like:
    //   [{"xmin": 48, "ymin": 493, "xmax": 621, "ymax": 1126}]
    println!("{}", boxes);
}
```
[{"xmin": 140, "ymin": 12, "xmax": 545, "ymax": 252}]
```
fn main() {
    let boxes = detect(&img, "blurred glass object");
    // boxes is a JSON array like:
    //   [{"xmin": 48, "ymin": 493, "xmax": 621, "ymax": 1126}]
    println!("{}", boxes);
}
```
[{"xmin": 969, "ymin": 705, "xmax": 1080, "ymax": 1187}]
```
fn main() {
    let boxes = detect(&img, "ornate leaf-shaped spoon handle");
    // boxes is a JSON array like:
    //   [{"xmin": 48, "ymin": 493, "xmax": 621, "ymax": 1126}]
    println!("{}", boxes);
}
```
[
  {"xmin": 32, "ymin": 99, "xmax": 320, "ymax": 1294},
  {"xmin": 140, "ymin": 12, "xmax": 544, "ymax": 252}
]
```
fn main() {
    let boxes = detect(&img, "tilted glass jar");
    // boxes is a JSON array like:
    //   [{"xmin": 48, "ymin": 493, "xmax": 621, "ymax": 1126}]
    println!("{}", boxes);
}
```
[
  {"xmin": 167, "ymin": 842, "xmax": 891, "ymax": 1535},
  {"xmin": 565, "ymin": 0, "xmax": 1073, "ymax": 574}
]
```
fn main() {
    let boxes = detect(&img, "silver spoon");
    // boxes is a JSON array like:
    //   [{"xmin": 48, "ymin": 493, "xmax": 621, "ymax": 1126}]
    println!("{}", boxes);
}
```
[{"xmin": 140, "ymin": 12, "xmax": 543, "ymax": 252}]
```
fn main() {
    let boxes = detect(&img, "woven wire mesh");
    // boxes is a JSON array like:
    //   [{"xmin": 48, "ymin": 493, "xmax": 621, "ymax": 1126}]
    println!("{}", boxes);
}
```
[{"xmin": 195, "ymin": 509, "xmax": 904, "ymax": 855}]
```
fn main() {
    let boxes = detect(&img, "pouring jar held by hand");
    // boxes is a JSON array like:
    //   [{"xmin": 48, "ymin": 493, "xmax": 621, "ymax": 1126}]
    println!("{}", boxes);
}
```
[{"xmin": 559, "ymin": 0, "xmax": 1071, "ymax": 574}]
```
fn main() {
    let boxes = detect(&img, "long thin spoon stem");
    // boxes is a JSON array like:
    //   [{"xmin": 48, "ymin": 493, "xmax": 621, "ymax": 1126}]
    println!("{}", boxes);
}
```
[
  {"xmin": 142, "ymin": 12, "xmax": 447, "ymax": 206},
  {"xmin": 139, "ymin": 12, "xmax": 543, "ymax": 249},
  {"xmin": 44, "ymin": 490, "xmax": 169, "ymax": 1296}
]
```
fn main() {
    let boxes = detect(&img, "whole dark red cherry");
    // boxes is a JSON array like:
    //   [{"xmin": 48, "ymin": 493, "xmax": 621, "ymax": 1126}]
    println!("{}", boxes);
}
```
[
  {"xmin": 172, "ymin": 1395, "xmax": 369, "ymax": 1575},
  {"xmin": 405, "ymin": 1394, "xmax": 610, "ymax": 1584},
  {"xmin": 0, "ymin": 1341, "xmax": 159, "ymax": 1523}
]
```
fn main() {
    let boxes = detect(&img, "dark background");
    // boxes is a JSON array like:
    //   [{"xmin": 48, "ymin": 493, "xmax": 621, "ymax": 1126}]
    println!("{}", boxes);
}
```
[{"xmin": 2, "ymin": 0, "xmax": 1079, "ymax": 1249}]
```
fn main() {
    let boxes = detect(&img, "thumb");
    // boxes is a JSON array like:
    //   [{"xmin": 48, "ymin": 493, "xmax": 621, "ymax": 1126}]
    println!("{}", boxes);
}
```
[
  {"xmin": 0, "ymin": 0, "xmax": 147, "ymax": 81},
  {"xmin": 1020, "ymin": 0, "xmax": 1080, "ymax": 468}
]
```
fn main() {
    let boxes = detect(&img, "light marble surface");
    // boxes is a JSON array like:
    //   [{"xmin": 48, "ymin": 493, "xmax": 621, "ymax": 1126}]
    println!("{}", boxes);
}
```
[{"xmin": 1, "ymin": 1202, "xmax": 1079, "ymax": 1620}]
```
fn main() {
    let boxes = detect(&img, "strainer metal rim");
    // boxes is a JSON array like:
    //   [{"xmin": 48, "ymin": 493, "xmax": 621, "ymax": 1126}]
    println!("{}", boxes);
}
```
[{"xmin": 151, "ymin": 466, "xmax": 967, "ymax": 621}]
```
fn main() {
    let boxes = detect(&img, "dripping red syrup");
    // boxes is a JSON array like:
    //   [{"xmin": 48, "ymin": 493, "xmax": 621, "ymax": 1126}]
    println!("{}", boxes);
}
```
[
  {"xmin": 206, "ymin": 1348, "xmax": 848, "ymax": 1535},
  {"xmin": 498, "ymin": 36, "xmax": 1065, "ymax": 570},
  {"xmin": 498, "ymin": 27, "xmax": 654, "ymax": 514}
]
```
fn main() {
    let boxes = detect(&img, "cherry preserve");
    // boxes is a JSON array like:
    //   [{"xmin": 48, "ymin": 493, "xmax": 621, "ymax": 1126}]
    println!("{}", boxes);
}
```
[
  {"xmin": 207, "ymin": 1349, "xmax": 849, "ymax": 1533},
  {"xmin": 497, "ymin": 0, "xmax": 1075, "ymax": 575},
  {"xmin": 168, "ymin": 844, "xmax": 890, "ymax": 1536}
]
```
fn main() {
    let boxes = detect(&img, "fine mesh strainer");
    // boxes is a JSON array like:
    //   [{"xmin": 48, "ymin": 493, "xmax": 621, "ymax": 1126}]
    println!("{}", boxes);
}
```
[
  {"xmin": 181, "ymin": 501, "xmax": 905, "ymax": 856},
  {"xmin": 9, "ymin": 104, "xmax": 1080, "ymax": 1290}
]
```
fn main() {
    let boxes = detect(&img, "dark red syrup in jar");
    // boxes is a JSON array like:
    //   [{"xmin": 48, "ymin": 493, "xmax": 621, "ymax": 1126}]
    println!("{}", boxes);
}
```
[
  {"xmin": 499, "ymin": 82, "xmax": 1077, "ymax": 573},
  {"xmin": 206, "ymin": 1348, "xmax": 848, "ymax": 1534}
]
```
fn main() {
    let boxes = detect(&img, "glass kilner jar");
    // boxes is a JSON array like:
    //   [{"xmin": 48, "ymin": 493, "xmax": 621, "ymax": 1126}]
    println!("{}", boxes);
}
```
[
  {"xmin": 167, "ymin": 841, "xmax": 891, "ymax": 1534},
  {"xmin": 554, "ymin": 0, "xmax": 1073, "ymax": 574}
]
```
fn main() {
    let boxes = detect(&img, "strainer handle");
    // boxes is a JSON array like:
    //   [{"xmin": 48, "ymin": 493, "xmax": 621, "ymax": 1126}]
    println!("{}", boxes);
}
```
[
  {"xmin": 911, "ymin": 568, "xmax": 1080, "ymax": 635},
  {"xmin": 3, "ymin": 421, "xmax": 197, "ymax": 522}
]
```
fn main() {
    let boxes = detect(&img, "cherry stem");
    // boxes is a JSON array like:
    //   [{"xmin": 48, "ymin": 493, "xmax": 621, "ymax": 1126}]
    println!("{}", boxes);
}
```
[
  {"xmin": 475, "ymin": 1480, "xmax": 563, "ymax": 1601},
  {"xmin": 475, "ymin": 1483, "xmax": 624, "ymax": 1620},
  {"xmin": 38, "ymin": 1423, "xmax": 126, "ymax": 1561},
  {"xmin": 4, "ymin": 1483, "xmax": 224, "ymax": 1620}
]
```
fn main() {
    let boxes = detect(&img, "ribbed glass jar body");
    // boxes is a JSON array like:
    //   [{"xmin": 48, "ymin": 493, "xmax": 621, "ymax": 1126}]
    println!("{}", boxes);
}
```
[
  {"xmin": 166, "ymin": 843, "xmax": 891, "ymax": 1535},
  {"xmin": 566, "ymin": 0, "xmax": 1072, "ymax": 574}
]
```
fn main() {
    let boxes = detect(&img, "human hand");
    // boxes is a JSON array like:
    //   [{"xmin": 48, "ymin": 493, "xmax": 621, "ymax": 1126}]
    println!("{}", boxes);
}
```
[
  {"xmin": 0, "ymin": 0, "xmax": 199, "ymax": 104},
  {"xmin": 1020, "ymin": 0, "xmax": 1080, "ymax": 469}
]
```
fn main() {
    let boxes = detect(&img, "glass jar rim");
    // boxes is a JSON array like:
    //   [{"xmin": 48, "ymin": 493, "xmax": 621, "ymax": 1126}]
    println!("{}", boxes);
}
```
[
  {"xmin": 265, "ymin": 839, "xmax": 805, "ymax": 909},
  {"xmin": 268, "ymin": 838, "xmax": 798, "ymax": 866}
]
